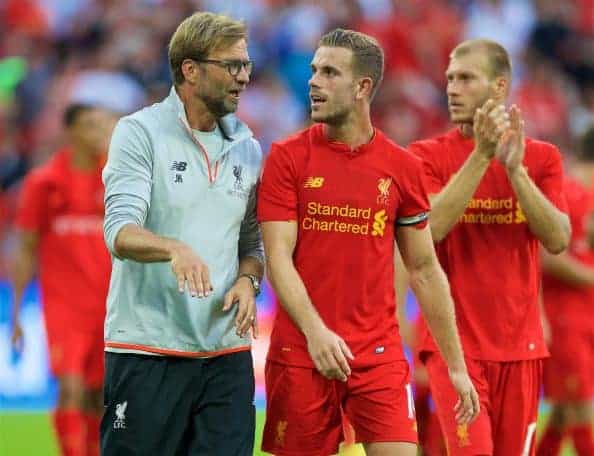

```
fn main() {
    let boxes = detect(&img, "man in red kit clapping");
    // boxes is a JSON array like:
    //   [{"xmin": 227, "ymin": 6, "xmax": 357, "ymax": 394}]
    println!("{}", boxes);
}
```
[{"xmin": 409, "ymin": 39, "xmax": 571, "ymax": 455}]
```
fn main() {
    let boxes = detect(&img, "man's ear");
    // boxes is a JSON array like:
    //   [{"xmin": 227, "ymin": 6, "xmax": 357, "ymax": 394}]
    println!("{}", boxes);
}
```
[
  {"xmin": 356, "ymin": 77, "xmax": 373, "ymax": 100},
  {"xmin": 181, "ymin": 59, "xmax": 199, "ymax": 84},
  {"xmin": 494, "ymin": 76, "xmax": 508, "ymax": 99}
]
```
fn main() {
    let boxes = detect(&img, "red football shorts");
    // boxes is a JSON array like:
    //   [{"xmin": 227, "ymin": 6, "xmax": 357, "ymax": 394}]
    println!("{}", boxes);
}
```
[
  {"xmin": 262, "ymin": 359, "xmax": 418, "ymax": 455},
  {"xmin": 425, "ymin": 352, "xmax": 542, "ymax": 456},
  {"xmin": 543, "ymin": 326, "xmax": 594, "ymax": 401},
  {"xmin": 44, "ymin": 311, "xmax": 104, "ymax": 389}
]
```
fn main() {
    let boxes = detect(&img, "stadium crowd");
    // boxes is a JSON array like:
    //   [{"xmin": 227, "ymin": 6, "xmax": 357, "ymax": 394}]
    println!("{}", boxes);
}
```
[{"xmin": 1, "ymin": 0, "xmax": 594, "ymax": 273}]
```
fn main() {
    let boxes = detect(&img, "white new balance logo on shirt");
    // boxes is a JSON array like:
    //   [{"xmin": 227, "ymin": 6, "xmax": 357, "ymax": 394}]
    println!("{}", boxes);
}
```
[{"xmin": 114, "ymin": 401, "xmax": 127, "ymax": 429}]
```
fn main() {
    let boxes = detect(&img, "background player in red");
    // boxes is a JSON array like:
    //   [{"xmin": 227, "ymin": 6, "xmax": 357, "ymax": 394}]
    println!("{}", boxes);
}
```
[
  {"xmin": 409, "ymin": 39, "xmax": 571, "ymax": 455},
  {"xmin": 10, "ymin": 104, "xmax": 113, "ymax": 456},
  {"xmin": 258, "ymin": 28, "xmax": 479, "ymax": 456},
  {"xmin": 537, "ymin": 126, "xmax": 594, "ymax": 456}
]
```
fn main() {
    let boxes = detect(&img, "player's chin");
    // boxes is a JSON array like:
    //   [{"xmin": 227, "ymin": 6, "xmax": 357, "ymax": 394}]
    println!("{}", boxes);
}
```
[
  {"xmin": 310, "ymin": 110, "xmax": 328, "ymax": 123},
  {"xmin": 450, "ymin": 112, "xmax": 473, "ymax": 124}
]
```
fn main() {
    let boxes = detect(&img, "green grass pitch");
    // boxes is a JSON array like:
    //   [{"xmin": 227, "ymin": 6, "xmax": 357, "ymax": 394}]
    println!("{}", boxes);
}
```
[{"xmin": 0, "ymin": 411, "xmax": 579, "ymax": 455}]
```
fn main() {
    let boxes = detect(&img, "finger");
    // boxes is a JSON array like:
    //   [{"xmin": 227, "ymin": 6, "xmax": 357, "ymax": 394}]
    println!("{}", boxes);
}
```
[
  {"xmin": 177, "ymin": 272, "xmax": 186, "ymax": 293},
  {"xmin": 316, "ymin": 354, "xmax": 333, "ymax": 380},
  {"xmin": 201, "ymin": 267, "xmax": 213, "ymax": 296},
  {"xmin": 457, "ymin": 393, "xmax": 474, "ymax": 424},
  {"xmin": 235, "ymin": 299, "xmax": 252, "ymax": 336},
  {"xmin": 332, "ymin": 345, "xmax": 351, "ymax": 378},
  {"xmin": 326, "ymin": 350, "xmax": 347, "ymax": 381},
  {"xmin": 470, "ymin": 389, "xmax": 481, "ymax": 421},
  {"xmin": 509, "ymin": 104, "xmax": 522, "ymax": 130},
  {"xmin": 222, "ymin": 291, "xmax": 235, "ymax": 311},
  {"xmin": 338, "ymin": 339, "xmax": 355, "ymax": 361},
  {"xmin": 473, "ymin": 108, "xmax": 484, "ymax": 131},
  {"xmin": 192, "ymin": 269, "xmax": 204, "ymax": 298},
  {"xmin": 186, "ymin": 271, "xmax": 198, "ymax": 297},
  {"xmin": 251, "ymin": 315, "xmax": 259, "ymax": 339},
  {"xmin": 481, "ymin": 98, "xmax": 495, "ymax": 114}
]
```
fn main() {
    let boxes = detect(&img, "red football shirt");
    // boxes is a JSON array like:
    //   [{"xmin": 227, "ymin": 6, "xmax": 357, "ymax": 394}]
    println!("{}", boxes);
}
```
[
  {"xmin": 258, "ymin": 124, "xmax": 430, "ymax": 368},
  {"xmin": 542, "ymin": 177, "xmax": 594, "ymax": 332},
  {"xmin": 15, "ymin": 148, "xmax": 110, "ymax": 329},
  {"xmin": 410, "ymin": 128, "xmax": 567, "ymax": 361}
]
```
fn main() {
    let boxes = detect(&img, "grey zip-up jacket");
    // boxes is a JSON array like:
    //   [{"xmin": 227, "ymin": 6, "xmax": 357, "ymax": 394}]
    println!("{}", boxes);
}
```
[{"xmin": 102, "ymin": 87, "xmax": 264, "ymax": 357}]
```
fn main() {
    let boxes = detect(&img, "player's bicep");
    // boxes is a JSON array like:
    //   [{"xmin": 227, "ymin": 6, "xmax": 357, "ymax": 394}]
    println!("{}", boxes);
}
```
[
  {"xmin": 261, "ymin": 221, "xmax": 298, "ymax": 260},
  {"xmin": 396, "ymin": 224, "xmax": 436, "ymax": 272}
]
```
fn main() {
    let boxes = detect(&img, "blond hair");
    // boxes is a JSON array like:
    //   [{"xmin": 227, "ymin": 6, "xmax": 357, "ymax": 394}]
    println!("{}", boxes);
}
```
[
  {"xmin": 451, "ymin": 39, "xmax": 512, "ymax": 80},
  {"xmin": 168, "ymin": 12, "xmax": 247, "ymax": 85},
  {"xmin": 318, "ymin": 28, "xmax": 384, "ymax": 100}
]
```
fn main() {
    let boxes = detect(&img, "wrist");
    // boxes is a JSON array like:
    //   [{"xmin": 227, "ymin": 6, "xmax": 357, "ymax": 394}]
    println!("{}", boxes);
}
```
[
  {"xmin": 165, "ymin": 239, "xmax": 186, "ymax": 260},
  {"xmin": 471, "ymin": 147, "xmax": 493, "ymax": 165},
  {"xmin": 507, "ymin": 164, "xmax": 527, "ymax": 179},
  {"xmin": 302, "ymin": 318, "xmax": 326, "ymax": 340},
  {"xmin": 447, "ymin": 359, "xmax": 468, "ymax": 375},
  {"xmin": 237, "ymin": 273, "xmax": 261, "ymax": 296}
]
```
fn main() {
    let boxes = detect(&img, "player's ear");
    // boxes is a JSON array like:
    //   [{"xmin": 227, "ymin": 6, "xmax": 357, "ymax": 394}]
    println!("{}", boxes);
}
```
[
  {"xmin": 181, "ymin": 59, "xmax": 199, "ymax": 85},
  {"xmin": 493, "ymin": 76, "xmax": 508, "ymax": 99},
  {"xmin": 356, "ymin": 77, "xmax": 373, "ymax": 100}
]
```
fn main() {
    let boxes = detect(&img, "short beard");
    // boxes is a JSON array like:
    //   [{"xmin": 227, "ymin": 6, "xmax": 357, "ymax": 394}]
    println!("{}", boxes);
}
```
[
  {"xmin": 312, "ymin": 105, "xmax": 350, "ymax": 126},
  {"xmin": 200, "ymin": 93, "xmax": 236, "ymax": 119}
]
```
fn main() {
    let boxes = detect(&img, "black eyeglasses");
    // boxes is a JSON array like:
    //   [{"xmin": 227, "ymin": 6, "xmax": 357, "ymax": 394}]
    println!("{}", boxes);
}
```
[{"xmin": 194, "ymin": 59, "xmax": 253, "ymax": 77}]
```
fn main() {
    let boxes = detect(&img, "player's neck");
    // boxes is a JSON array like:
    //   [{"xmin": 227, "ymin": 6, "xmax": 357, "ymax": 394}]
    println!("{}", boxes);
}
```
[
  {"xmin": 459, "ymin": 123, "xmax": 475, "ymax": 138},
  {"xmin": 325, "ymin": 116, "xmax": 374, "ymax": 149},
  {"xmin": 177, "ymin": 85, "xmax": 217, "ymax": 132}
]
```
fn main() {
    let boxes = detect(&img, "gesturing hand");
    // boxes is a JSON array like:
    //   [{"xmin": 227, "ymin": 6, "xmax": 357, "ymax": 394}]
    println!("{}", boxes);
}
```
[
  {"xmin": 495, "ymin": 105, "xmax": 525, "ymax": 172},
  {"xmin": 449, "ymin": 369, "xmax": 480, "ymax": 425},
  {"xmin": 306, "ymin": 324, "xmax": 354, "ymax": 382},
  {"xmin": 170, "ymin": 243, "xmax": 212, "ymax": 298},
  {"xmin": 473, "ymin": 99, "xmax": 510, "ymax": 159},
  {"xmin": 223, "ymin": 277, "xmax": 258, "ymax": 338}
]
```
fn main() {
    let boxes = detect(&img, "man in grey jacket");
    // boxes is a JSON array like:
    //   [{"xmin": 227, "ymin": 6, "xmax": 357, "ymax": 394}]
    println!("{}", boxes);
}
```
[{"xmin": 100, "ymin": 12, "xmax": 264, "ymax": 455}]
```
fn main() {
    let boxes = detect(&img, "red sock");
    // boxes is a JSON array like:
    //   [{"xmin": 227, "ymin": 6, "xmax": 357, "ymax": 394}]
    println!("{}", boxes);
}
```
[
  {"xmin": 53, "ymin": 409, "xmax": 86, "ymax": 456},
  {"xmin": 536, "ymin": 426, "xmax": 564, "ymax": 456},
  {"xmin": 85, "ymin": 413, "xmax": 101, "ymax": 456},
  {"xmin": 569, "ymin": 424, "xmax": 594, "ymax": 456}
]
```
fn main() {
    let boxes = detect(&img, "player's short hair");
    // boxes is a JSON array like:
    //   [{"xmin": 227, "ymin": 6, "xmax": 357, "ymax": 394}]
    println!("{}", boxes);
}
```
[
  {"xmin": 451, "ymin": 39, "xmax": 512, "ymax": 81},
  {"xmin": 318, "ymin": 28, "xmax": 384, "ymax": 100},
  {"xmin": 168, "ymin": 12, "xmax": 247, "ymax": 86},
  {"xmin": 580, "ymin": 125, "xmax": 594, "ymax": 162},
  {"xmin": 63, "ymin": 104, "xmax": 94, "ymax": 127}
]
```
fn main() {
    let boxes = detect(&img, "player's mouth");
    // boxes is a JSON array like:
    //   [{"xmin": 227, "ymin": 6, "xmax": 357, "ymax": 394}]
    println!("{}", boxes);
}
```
[
  {"xmin": 448, "ymin": 101, "xmax": 464, "ymax": 112},
  {"xmin": 229, "ymin": 88, "xmax": 242, "ymax": 101},
  {"xmin": 310, "ymin": 93, "xmax": 327, "ymax": 108}
]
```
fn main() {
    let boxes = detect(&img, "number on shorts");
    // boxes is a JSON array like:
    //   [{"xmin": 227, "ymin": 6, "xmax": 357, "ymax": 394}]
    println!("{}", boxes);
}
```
[
  {"xmin": 521, "ymin": 422, "xmax": 537, "ymax": 456},
  {"xmin": 405, "ymin": 383, "xmax": 415, "ymax": 419}
]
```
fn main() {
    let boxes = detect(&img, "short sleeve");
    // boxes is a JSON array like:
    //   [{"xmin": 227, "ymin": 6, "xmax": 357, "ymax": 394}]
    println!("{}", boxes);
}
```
[
  {"xmin": 396, "ymin": 155, "xmax": 430, "ymax": 229},
  {"xmin": 257, "ymin": 143, "xmax": 298, "ymax": 222},
  {"xmin": 537, "ymin": 144, "xmax": 568, "ymax": 214},
  {"xmin": 408, "ymin": 141, "xmax": 445, "ymax": 195},
  {"xmin": 15, "ymin": 173, "xmax": 47, "ymax": 233}
]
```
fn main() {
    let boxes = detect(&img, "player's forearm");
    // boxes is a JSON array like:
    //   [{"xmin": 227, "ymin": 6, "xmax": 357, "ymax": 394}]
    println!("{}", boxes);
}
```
[
  {"xmin": 114, "ymin": 223, "xmax": 184, "ymax": 262},
  {"xmin": 410, "ymin": 261, "xmax": 467, "ymax": 372},
  {"xmin": 11, "ymin": 246, "xmax": 37, "ymax": 323},
  {"xmin": 509, "ymin": 166, "xmax": 570, "ymax": 254},
  {"xmin": 430, "ymin": 150, "xmax": 491, "ymax": 242},
  {"xmin": 266, "ymin": 252, "xmax": 326, "ymax": 337},
  {"xmin": 541, "ymin": 249, "xmax": 594, "ymax": 286}
]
